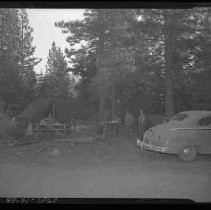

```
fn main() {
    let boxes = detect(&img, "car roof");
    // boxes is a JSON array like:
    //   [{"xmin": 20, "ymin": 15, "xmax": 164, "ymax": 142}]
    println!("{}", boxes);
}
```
[
  {"xmin": 176, "ymin": 111, "xmax": 211, "ymax": 125},
  {"xmin": 180, "ymin": 110, "xmax": 211, "ymax": 116},
  {"xmin": 180, "ymin": 110, "xmax": 211, "ymax": 117}
]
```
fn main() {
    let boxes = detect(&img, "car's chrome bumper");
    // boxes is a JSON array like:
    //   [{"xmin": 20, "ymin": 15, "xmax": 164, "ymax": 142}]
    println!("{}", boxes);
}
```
[{"xmin": 137, "ymin": 138, "xmax": 168, "ymax": 153}]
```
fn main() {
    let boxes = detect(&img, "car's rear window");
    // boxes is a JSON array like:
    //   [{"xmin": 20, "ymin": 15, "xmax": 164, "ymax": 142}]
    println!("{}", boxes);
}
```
[
  {"xmin": 198, "ymin": 116, "xmax": 211, "ymax": 126},
  {"xmin": 170, "ymin": 113, "xmax": 188, "ymax": 122}
]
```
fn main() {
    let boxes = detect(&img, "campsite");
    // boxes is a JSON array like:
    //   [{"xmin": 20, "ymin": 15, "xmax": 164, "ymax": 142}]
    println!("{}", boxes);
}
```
[
  {"xmin": 1, "ymin": 99, "xmax": 211, "ymax": 201},
  {"xmin": 1, "ymin": 7, "xmax": 211, "ymax": 203}
]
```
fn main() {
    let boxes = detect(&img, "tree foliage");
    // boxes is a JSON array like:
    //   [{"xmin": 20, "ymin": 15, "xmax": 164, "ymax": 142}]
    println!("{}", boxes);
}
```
[
  {"xmin": 55, "ymin": 8, "xmax": 211, "ymax": 119},
  {"xmin": 18, "ymin": 9, "xmax": 41, "ymax": 88},
  {"xmin": 38, "ymin": 41, "xmax": 75, "ymax": 100},
  {"xmin": 0, "ymin": 8, "xmax": 41, "ymax": 115}
]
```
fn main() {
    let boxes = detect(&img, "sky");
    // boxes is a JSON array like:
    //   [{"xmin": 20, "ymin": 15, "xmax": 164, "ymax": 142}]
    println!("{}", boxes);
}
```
[{"xmin": 26, "ymin": 9, "xmax": 85, "ymax": 74}]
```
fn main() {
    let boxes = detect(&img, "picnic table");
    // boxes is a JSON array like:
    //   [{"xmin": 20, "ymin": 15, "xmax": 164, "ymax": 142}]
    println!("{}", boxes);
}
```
[{"xmin": 33, "ymin": 124, "xmax": 72, "ymax": 137}]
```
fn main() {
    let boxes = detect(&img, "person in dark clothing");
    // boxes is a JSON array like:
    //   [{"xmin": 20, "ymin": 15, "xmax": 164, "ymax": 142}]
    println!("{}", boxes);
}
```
[
  {"xmin": 137, "ymin": 110, "xmax": 146, "ymax": 139},
  {"xmin": 71, "ymin": 118, "xmax": 76, "ymax": 133},
  {"xmin": 112, "ymin": 115, "xmax": 120, "ymax": 135},
  {"xmin": 96, "ymin": 120, "xmax": 107, "ymax": 140},
  {"xmin": 97, "ymin": 121, "xmax": 104, "ymax": 135},
  {"xmin": 124, "ymin": 111, "xmax": 134, "ymax": 138}
]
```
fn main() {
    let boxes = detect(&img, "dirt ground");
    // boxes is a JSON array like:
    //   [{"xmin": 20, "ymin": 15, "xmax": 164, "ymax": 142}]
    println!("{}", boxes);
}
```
[{"xmin": 0, "ymin": 134, "xmax": 211, "ymax": 202}]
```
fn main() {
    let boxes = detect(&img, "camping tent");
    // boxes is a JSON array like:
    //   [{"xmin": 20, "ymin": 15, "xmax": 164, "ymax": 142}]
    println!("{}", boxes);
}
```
[
  {"xmin": 17, "ymin": 97, "xmax": 91, "ymax": 130},
  {"xmin": 16, "ymin": 97, "xmax": 53, "ymax": 127}
]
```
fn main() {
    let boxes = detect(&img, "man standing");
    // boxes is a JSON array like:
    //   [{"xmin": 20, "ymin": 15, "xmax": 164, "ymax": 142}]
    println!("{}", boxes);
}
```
[
  {"xmin": 112, "ymin": 115, "xmax": 120, "ymax": 135},
  {"xmin": 71, "ymin": 117, "xmax": 76, "ymax": 133},
  {"xmin": 138, "ymin": 110, "xmax": 146, "ymax": 139},
  {"xmin": 124, "ymin": 111, "xmax": 134, "ymax": 138},
  {"xmin": 25, "ymin": 122, "xmax": 33, "ymax": 139}
]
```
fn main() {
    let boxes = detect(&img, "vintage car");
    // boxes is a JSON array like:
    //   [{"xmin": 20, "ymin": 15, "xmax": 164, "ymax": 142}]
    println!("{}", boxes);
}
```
[{"xmin": 137, "ymin": 111, "xmax": 211, "ymax": 161}]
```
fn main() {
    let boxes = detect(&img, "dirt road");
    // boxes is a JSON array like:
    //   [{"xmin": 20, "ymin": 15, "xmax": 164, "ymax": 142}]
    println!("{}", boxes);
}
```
[{"xmin": 0, "ymin": 135, "xmax": 211, "ymax": 202}]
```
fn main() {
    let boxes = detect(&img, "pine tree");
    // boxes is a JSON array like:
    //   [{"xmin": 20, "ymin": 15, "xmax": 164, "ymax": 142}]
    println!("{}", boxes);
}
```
[
  {"xmin": 0, "ymin": 9, "xmax": 41, "ymax": 114},
  {"xmin": 0, "ymin": 9, "xmax": 20, "ymax": 61},
  {"xmin": 44, "ymin": 41, "xmax": 73, "ymax": 99},
  {"xmin": 56, "ymin": 9, "xmax": 108, "ymax": 117},
  {"xmin": 135, "ymin": 8, "xmax": 211, "ymax": 118},
  {"xmin": 56, "ymin": 8, "xmax": 211, "ymax": 120},
  {"xmin": 18, "ymin": 9, "xmax": 41, "ymax": 88},
  {"xmin": 0, "ymin": 9, "xmax": 22, "ymax": 113}
]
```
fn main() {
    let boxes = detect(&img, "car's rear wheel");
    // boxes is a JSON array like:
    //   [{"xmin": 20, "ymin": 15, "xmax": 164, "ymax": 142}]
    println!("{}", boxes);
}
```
[{"xmin": 178, "ymin": 146, "xmax": 197, "ymax": 161}]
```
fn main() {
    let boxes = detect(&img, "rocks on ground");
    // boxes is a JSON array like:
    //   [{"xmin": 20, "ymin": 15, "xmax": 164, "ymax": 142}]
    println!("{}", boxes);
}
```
[{"xmin": 50, "ymin": 148, "xmax": 61, "ymax": 156}]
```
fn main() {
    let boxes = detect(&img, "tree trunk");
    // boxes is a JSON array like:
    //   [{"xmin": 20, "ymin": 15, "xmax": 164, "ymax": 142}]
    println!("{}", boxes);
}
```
[
  {"xmin": 0, "ymin": 10, "xmax": 4, "ymax": 59},
  {"xmin": 111, "ymin": 80, "xmax": 117, "ymax": 117},
  {"xmin": 208, "ymin": 8, "xmax": 211, "ymax": 42},
  {"xmin": 99, "ymin": 92, "xmax": 106, "ymax": 120},
  {"xmin": 21, "ymin": 16, "xmax": 24, "ymax": 80},
  {"xmin": 206, "ymin": 8, "xmax": 211, "ymax": 71},
  {"xmin": 165, "ymin": 76, "xmax": 174, "ymax": 120},
  {"xmin": 96, "ymin": 11, "xmax": 106, "ymax": 121},
  {"xmin": 163, "ymin": 10, "xmax": 175, "ymax": 121},
  {"xmin": 97, "ymin": 10, "xmax": 135, "ymax": 120}
]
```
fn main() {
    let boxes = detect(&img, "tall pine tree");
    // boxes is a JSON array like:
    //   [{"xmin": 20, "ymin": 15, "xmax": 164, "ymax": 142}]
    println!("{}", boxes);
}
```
[
  {"xmin": 18, "ymin": 9, "xmax": 41, "ymax": 89},
  {"xmin": 0, "ymin": 8, "xmax": 41, "ymax": 114},
  {"xmin": 0, "ymin": 9, "xmax": 22, "ymax": 114},
  {"xmin": 43, "ymin": 41, "xmax": 74, "ymax": 99}
]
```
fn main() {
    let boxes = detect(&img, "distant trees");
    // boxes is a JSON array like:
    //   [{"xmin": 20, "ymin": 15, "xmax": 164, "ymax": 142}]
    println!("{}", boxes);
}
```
[
  {"xmin": 37, "ymin": 41, "xmax": 75, "ymax": 100},
  {"xmin": 0, "ymin": 8, "xmax": 41, "ymax": 115},
  {"xmin": 2, "ymin": 8, "xmax": 211, "ymax": 119},
  {"xmin": 56, "ymin": 8, "xmax": 211, "ymax": 120},
  {"xmin": 56, "ymin": 9, "xmax": 162, "ymax": 119},
  {"xmin": 55, "ymin": 10, "xmax": 106, "ymax": 118}
]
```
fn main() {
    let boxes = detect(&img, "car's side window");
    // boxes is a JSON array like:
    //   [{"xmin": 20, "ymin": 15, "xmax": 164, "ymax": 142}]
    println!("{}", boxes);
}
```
[
  {"xmin": 170, "ymin": 113, "xmax": 188, "ymax": 121},
  {"xmin": 198, "ymin": 116, "xmax": 211, "ymax": 126}
]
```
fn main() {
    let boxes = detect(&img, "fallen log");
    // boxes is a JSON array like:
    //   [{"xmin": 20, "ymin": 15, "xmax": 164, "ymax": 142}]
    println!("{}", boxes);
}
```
[{"xmin": 53, "ymin": 137, "xmax": 94, "ymax": 143}]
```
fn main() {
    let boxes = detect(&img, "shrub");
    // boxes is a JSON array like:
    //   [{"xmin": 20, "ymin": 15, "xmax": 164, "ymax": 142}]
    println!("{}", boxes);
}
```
[{"xmin": 0, "ymin": 117, "xmax": 17, "ymax": 141}]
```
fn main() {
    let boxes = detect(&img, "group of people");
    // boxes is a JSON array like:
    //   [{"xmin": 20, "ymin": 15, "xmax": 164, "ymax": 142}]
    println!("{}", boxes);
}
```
[
  {"xmin": 96, "ymin": 115, "xmax": 120, "ymax": 138},
  {"xmin": 96, "ymin": 109, "xmax": 146, "ymax": 140},
  {"xmin": 25, "ymin": 110, "xmax": 146, "ymax": 140}
]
